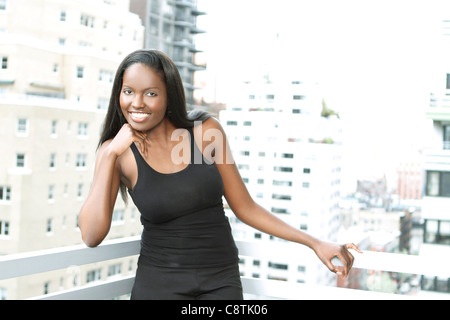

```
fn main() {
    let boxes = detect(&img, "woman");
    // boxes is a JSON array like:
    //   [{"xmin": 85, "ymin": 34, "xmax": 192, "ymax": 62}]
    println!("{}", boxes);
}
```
[{"xmin": 78, "ymin": 49, "xmax": 361, "ymax": 300}]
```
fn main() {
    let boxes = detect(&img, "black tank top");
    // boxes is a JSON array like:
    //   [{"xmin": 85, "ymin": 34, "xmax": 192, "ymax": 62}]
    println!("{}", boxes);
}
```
[{"xmin": 128, "ymin": 126, "xmax": 239, "ymax": 268}]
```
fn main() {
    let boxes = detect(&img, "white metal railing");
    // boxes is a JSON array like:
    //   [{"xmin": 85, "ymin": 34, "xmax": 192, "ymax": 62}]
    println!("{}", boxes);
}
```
[{"xmin": 1, "ymin": 236, "xmax": 449, "ymax": 300}]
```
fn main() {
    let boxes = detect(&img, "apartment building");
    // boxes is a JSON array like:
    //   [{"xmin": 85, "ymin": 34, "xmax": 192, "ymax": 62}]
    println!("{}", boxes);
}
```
[
  {"xmin": 219, "ymin": 78, "xmax": 343, "ymax": 288},
  {"xmin": 422, "ymin": 75, "xmax": 450, "ymax": 293},
  {"xmin": 0, "ymin": 0, "xmax": 144, "ymax": 299},
  {"xmin": 419, "ymin": 17, "xmax": 450, "ymax": 294},
  {"xmin": 129, "ymin": 0, "xmax": 206, "ymax": 105}
]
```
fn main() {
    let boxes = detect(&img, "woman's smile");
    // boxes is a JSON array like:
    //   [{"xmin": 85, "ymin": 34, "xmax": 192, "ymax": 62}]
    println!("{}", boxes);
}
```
[{"xmin": 128, "ymin": 111, "xmax": 152, "ymax": 123}]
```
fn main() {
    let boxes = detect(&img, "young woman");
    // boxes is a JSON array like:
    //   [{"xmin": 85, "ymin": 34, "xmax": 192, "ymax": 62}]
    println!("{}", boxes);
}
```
[{"xmin": 78, "ymin": 49, "xmax": 361, "ymax": 300}]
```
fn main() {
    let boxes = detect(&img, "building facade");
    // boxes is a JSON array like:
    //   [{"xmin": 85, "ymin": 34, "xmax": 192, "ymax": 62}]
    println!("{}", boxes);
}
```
[
  {"xmin": 219, "ymin": 78, "xmax": 343, "ymax": 288},
  {"xmin": 421, "ymin": 18, "xmax": 450, "ymax": 294},
  {"xmin": 129, "ymin": 0, "xmax": 206, "ymax": 105},
  {"xmin": 0, "ymin": 0, "xmax": 144, "ymax": 299}
]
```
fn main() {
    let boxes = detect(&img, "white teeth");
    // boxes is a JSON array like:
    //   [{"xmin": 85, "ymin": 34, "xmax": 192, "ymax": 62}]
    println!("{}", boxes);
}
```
[{"xmin": 130, "ymin": 112, "xmax": 150, "ymax": 119}]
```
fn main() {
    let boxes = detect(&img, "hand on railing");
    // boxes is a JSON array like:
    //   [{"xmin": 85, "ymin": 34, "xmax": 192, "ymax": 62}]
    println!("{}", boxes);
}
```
[{"xmin": 313, "ymin": 242, "xmax": 362, "ymax": 278}]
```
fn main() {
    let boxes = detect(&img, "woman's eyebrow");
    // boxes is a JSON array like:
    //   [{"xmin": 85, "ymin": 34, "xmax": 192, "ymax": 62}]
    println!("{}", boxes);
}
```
[{"xmin": 122, "ymin": 84, "xmax": 161, "ymax": 91}]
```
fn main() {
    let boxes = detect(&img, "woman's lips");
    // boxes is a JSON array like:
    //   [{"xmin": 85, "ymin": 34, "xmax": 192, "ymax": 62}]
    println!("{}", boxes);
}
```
[{"xmin": 128, "ymin": 111, "xmax": 151, "ymax": 122}]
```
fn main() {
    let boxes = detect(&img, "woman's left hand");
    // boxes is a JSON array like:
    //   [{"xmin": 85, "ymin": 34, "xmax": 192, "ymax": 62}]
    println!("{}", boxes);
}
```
[{"xmin": 313, "ymin": 241, "xmax": 362, "ymax": 278}]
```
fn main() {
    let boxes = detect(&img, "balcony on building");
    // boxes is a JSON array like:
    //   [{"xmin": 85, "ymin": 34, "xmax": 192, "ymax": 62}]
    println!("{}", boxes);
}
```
[{"xmin": 1, "ymin": 236, "xmax": 449, "ymax": 300}]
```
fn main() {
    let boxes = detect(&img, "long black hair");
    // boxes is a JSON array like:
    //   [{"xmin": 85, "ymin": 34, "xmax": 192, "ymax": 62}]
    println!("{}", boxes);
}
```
[{"xmin": 99, "ymin": 49, "xmax": 211, "ymax": 201}]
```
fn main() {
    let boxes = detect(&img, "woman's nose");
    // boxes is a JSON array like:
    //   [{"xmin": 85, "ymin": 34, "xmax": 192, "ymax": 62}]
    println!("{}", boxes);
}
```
[{"xmin": 131, "ymin": 94, "xmax": 144, "ymax": 108}]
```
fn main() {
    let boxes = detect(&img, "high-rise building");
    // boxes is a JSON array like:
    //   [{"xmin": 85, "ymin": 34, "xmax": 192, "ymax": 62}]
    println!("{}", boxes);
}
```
[
  {"xmin": 219, "ymin": 77, "xmax": 344, "ymax": 288},
  {"xmin": 0, "ymin": 0, "xmax": 144, "ymax": 299},
  {"xmin": 421, "ymin": 17, "xmax": 450, "ymax": 294},
  {"xmin": 129, "ymin": 0, "xmax": 206, "ymax": 106}
]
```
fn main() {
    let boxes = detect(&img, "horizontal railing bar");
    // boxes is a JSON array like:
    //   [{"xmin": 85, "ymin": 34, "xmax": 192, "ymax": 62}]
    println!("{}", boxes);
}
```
[
  {"xmin": 0, "ymin": 237, "xmax": 448, "ymax": 300},
  {"xmin": 1, "ymin": 237, "xmax": 450, "ymax": 284},
  {"xmin": 0, "ymin": 236, "xmax": 141, "ymax": 280},
  {"xmin": 31, "ymin": 275, "xmax": 135, "ymax": 300},
  {"xmin": 235, "ymin": 240, "xmax": 450, "ymax": 278}
]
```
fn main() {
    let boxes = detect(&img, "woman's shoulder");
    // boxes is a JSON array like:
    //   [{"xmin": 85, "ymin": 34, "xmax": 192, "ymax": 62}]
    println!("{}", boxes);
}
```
[{"xmin": 196, "ymin": 116, "xmax": 224, "ymax": 132}]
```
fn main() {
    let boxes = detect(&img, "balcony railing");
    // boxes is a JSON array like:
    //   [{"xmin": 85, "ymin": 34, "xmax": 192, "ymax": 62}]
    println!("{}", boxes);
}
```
[{"xmin": 1, "ymin": 236, "xmax": 449, "ymax": 300}]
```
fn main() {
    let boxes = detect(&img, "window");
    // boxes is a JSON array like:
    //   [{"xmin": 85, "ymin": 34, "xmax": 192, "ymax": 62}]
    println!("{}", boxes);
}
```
[
  {"xmin": 0, "ymin": 220, "xmax": 9, "ymax": 236},
  {"xmin": 426, "ymin": 171, "xmax": 450, "ymax": 197},
  {"xmin": 63, "ymin": 184, "xmax": 68, "ymax": 197},
  {"xmin": 112, "ymin": 209, "xmax": 124, "ymax": 224},
  {"xmin": 281, "ymin": 153, "xmax": 294, "ymax": 159},
  {"xmin": 0, "ymin": 0, "xmax": 6, "ymax": 10},
  {"xmin": 149, "ymin": 17, "xmax": 160, "ymax": 36},
  {"xmin": 0, "ymin": 186, "xmax": 11, "ymax": 201},
  {"xmin": 78, "ymin": 123, "xmax": 88, "ymax": 137},
  {"xmin": 226, "ymin": 121, "xmax": 238, "ymax": 126},
  {"xmin": 271, "ymin": 207, "xmax": 288, "ymax": 214},
  {"xmin": 97, "ymin": 97, "xmax": 109, "ymax": 110},
  {"xmin": 99, "ymin": 70, "xmax": 113, "ymax": 83},
  {"xmin": 53, "ymin": 63, "xmax": 59, "ymax": 73},
  {"xmin": 80, "ymin": 14, "xmax": 95, "ymax": 28},
  {"xmin": 86, "ymin": 269, "xmax": 101, "ymax": 283},
  {"xmin": 48, "ymin": 185, "xmax": 55, "ymax": 201},
  {"xmin": 76, "ymin": 154, "xmax": 87, "ymax": 168},
  {"xmin": 273, "ymin": 180, "xmax": 292, "ymax": 187},
  {"xmin": 424, "ymin": 219, "xmax": 450, "ymax": 245},
  {"xmin": 293, "ymin": 95, "xmax": 305, "ymax": 100},
  {"xmin": 303, "ymin": 168, "xmax": 311, "ymax": 174},
  {"xmin": 59, "ymin": 10, "xmax": 66, "ymax": 22},
  {"xmin": 76, "ymin": 66, "xmax": 84, "ymax": 79},
  {"xmin": 16, "ymin": 153, "xmax": 25, "ymax": 168},
  {"xmin": 274, "ymin": 166, "xmax": 293, "ymax": 172},
  {"xmin": 243, "ymin": 121, "xmax": 252, "ymax": 126},
  {"xmin": 108, "ymin": 264, "xmax": 122, "ymax": 278},
  {"xmin": 46, "ymin": 218, "xmax": 53, "ymax": 233},
  {"xmin": 51, "ymin": 120, "xmax": 58, "ymax": 136},
  {"xmin": 43, "ymin": 282, "xmax": 50, "ymax": 295},
  {"xmin": 268, "ymin": 262, "xmax": 288, "ymax": 270},
  {"xmin": 1, "ymin": 56, "xmax": 7, "ymax": 69},
  {"xmin": 16, "ymin": 118, "xmax": 28, "ymax": 135},
  {"xmin": 272, "ymin": 194, "xmax": 292, "ymax": 201},
  {"xmin": 444, "ymin": 125, "xmax": 450, "ymax": 150},
  {"xmin": 0, "ymin": 288, "xmax": 6, "ymax": 300},
  {"xmin": 49, "ymin": 153, "xmax": 56, "ymax": 169},
  {"xmin": 447, "ymin": 73, "xmax": 450, "ymax": 90},
  {"xmin": 77, "ymin": 183, "xmax": 83, "ymax": 198}
]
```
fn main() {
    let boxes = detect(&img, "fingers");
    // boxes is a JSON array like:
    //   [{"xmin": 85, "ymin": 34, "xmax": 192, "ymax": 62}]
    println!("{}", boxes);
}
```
[
  {"xmin": 122, "ymin": 124, "xmax": 149, "ymax": 157},
  {"xmin": 135, "ymin": 131, "xmax": 149, "ymax": 157},
  {"xmin": 346, "ymin": 242, "xmax": 363, "ymax": 254},
  {"xmin": 337, "ymin": 243, "xmax": 362, "ymax": 278}
]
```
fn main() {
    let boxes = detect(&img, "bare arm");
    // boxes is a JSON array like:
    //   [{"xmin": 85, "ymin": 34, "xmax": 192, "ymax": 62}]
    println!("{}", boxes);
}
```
[
  {"xmin": 78, "ymin": 124, "xmax": 148, "ymax": 247},
  {"xmin": 78, "ymin": 142, "xmax": 121, "ymax": 247},
  {"xmin": 202, "ymin": 118, "xmax": 361, "ymax": 277}
]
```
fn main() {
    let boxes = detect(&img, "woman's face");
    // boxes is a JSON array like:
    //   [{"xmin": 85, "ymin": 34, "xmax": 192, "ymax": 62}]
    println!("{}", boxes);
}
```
[{"xmin": 120, "ymin": 63, "xmax": 168, "ymax": 132}]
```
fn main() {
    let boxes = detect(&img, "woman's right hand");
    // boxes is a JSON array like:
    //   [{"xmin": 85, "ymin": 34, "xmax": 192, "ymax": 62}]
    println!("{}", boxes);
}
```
[{"xmin": 106, "ymin": 123, "xmax": 149, "ymax": 157}]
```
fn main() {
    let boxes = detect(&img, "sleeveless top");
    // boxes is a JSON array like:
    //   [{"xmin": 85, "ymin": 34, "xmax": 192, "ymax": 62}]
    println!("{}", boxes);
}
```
[{"xmin": 128, "ymin": 126, "xmax": 239, "ymax": 268}]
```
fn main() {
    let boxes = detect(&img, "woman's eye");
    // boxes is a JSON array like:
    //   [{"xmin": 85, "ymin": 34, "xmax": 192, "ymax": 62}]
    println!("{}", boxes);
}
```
[
  {"xmin": 146, "ymin": 92, "xmax": 157, "ymax": 97},
  {"xmin": 123, "ymin": 89, "xmax": 132, "ymax": 95}
]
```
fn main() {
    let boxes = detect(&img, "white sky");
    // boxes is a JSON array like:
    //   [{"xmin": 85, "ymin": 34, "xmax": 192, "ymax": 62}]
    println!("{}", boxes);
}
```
[{"xmin": 195, "ymin": 0, "xmax": 450, "ymax": 193}]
